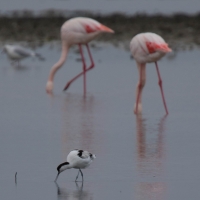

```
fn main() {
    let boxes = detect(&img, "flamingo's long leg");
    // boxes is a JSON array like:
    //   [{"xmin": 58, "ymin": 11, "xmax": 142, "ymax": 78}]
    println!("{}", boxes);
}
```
[
  {"xmin": 79, "ymin": 44, "xmax": 87, "ymax": 93},
  {"xmin": 155, "ymin": 62, "xmax": 169, "ymax": 115},
  {"xmin": 134, "ymin": 63, "xmax": 146, "ymax": 114},
  {"xmin": 86, "ymin": 44, "xmax": 95, "ymax": 69},
  {"xmin": 135, "ymin": 66, "xmax": 143, "ymax": 114},
  {"xmin": 63, "ymin": 44, "xmax": 95, "ymax": 91}
]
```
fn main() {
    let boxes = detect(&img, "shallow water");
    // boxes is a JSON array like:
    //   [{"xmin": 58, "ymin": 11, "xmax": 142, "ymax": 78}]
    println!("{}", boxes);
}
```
[{"xmin": 0, "ymin": 44, "xmax": 200, "ymax": 200}]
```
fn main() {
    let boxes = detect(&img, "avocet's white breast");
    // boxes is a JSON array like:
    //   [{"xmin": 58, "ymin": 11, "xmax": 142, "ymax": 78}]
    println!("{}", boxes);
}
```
[{"xmin": 67, "ymin": 149, "xmax": 96, "ymax": 169}]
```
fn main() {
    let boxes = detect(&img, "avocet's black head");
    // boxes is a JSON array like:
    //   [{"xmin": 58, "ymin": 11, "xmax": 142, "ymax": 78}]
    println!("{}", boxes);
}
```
[{"xmin": 54, "ymin": 162, "xmax": 69, "ymax": 182}]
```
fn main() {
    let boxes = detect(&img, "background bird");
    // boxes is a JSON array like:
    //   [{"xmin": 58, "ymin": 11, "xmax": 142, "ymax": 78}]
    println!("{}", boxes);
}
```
[
  {"xmin": 2, "ymin": 44, "xmax": 45, "ymax": 66},
  {"xmin": 55, "ymin": 149, "xmax": 96, "ymax": 182},
  {"xmin": 130, "ymin": 32, "xmax": 172, "ymax": 115},
  {"xmin": 46, "ymin": 17, "xmax": 114, "ymax": 94}
]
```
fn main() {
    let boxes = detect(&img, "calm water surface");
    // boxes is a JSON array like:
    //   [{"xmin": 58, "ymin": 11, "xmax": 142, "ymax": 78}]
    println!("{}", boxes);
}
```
[{"xmin": 0, "ymin": 44, "xmax": 200, "ymax": 200}]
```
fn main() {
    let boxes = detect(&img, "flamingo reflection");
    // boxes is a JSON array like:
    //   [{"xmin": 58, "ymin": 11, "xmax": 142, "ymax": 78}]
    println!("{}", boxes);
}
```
[
  {"xmin": 135, "ymin": 115, "xmax": 167, "ymax": 200},
  {"xmin": 60, "ymin": 94, "xmax": 96, "ymax": 154}
]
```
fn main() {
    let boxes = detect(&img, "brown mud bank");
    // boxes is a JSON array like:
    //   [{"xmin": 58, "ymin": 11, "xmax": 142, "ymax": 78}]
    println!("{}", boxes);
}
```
[{"xmin": 0, "ymin": 10, "xmax": 200, "ymax": 51}]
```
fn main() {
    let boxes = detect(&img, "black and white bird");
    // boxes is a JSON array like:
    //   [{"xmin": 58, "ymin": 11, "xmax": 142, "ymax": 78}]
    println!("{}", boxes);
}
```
[
  {"xmin": 55, "ymin": 149, "xmax": 96, "ymax": 182},
  {"xmin": 2, "ymin": 44, "xmax": 44, "ymax": 66}
]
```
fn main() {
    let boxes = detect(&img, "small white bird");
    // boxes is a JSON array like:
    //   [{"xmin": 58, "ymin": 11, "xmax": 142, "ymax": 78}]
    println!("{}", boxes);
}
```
[
  {"xmin": 2, "ymin": 44, "xmax": 44, "ymax": 66},
  {"xmin": 55, "ymin": 149, "xmax": 96, "ymax": 182}
]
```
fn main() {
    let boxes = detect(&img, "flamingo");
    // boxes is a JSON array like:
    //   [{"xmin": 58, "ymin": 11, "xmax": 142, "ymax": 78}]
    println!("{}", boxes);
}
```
[
  {"xmin": 54, "ymin": 149, "xmax": 96, "ymax": 182},
  {"xmin": 46, "ymin": 17, "xmax": 114, "ymax": 94},
  {"xmin": 130, "ymin": 32, "xmax": 172, "ymax": 115}
]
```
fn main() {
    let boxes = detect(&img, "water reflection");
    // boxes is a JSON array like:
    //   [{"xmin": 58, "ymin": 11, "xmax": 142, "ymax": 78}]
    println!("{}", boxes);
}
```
[
  {"xmin": 55, "ymin": 182, "xmax": 92, "ymax": 200},
  {"xmin": 135, "ymin": 115, "xmax": 167, "ymax": 200},
  {"xmin": 61, "ymin": 93, "xmax": 96, "ymax": 157}
]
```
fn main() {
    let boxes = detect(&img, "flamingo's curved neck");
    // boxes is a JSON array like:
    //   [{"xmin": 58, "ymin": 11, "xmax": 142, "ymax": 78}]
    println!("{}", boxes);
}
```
[{"xmin": 48, "ymin": 42, "xmax": 69, "ymax": 82}]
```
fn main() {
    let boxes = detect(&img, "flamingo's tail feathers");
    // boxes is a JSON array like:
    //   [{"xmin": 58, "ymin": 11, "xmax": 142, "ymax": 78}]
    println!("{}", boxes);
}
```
[{"xmin": 99, "ymin": 24, "xmax": 114, "ymax": 33}]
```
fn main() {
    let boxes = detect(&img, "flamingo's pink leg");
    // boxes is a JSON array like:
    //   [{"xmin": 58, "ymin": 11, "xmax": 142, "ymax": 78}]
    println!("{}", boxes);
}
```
[
  {"xmin": 155, "ymin": 62, "xmax": 169, "ymax": 115},
  {"xmin": 135, "ymin": 63, "xmax": 146, "ymax": 114},
  {"xmin": 63, "ymin": 44, "xmax": 95, "ymax": 91},
  {"xmin": 86, "ymin": 44, "xmax": 95, "ymax": 69},
  {"xmin": 79, "ymin": 44, "xmax": 87, "ymax": 94}
]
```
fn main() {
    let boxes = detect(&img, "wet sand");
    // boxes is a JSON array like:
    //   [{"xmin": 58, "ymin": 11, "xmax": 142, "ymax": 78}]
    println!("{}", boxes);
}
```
[{"xmin": 0, "ymin": 11, "xmax": 200, "ymax": 51}]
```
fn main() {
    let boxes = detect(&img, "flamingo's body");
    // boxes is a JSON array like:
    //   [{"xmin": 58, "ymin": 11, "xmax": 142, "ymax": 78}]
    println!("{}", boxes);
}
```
[
  {"xmin": 130, "ymin": 32, "xmax": 172, "ymax": 114},
  {"xmin": 55, "ymin": 149, "xmax": 96, "ymax": 182},
  {"xmin": 46, "ymin": 17, "xmax": 114, "ymax": 93}
]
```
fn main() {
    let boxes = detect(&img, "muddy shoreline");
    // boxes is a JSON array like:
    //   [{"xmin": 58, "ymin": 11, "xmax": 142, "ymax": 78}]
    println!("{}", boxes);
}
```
[{"xmin": 0, "ymin": 11, "xmax": 200, "ymax": 51}]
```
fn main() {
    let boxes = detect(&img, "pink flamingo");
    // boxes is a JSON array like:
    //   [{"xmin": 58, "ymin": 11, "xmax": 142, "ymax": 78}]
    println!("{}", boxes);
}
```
[
  {"xmin": 130, "ymin": 32, "xmax": 172, "ymax": 115},
  {"xmin": 46, "ymin": 17, "xmax": 114, "ymax": 94}
]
